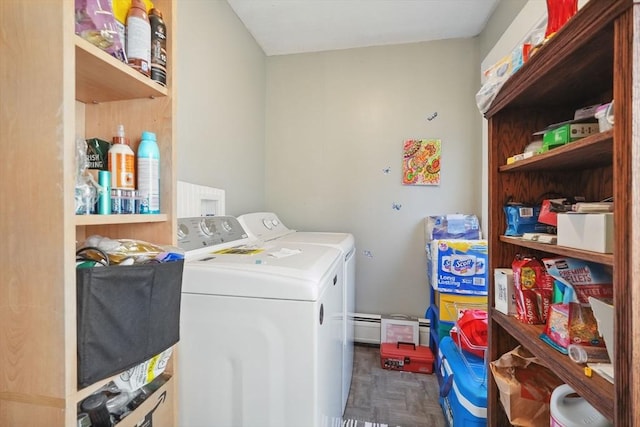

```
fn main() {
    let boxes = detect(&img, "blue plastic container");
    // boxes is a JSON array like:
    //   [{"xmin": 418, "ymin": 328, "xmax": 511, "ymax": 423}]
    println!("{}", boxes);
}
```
[{"xmin": 437, "ymin": 336, "xmax": 487, "ymax": 427}]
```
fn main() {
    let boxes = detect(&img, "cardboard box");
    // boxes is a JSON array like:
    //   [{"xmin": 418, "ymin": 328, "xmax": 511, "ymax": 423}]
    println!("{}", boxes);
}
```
[
  {"xmin": 117, "ymin": 374, "xmax": 175, "ymax": 427},
  {"xmin": 494, "ymin": 268, "xmax": 516, "ymax": 316},
  {"xmin": 589, "ymin": 297, "xmax": 614, "ymax": 363},
  {"xmin": 427, "ymin": 240, "xmax": 488, "ymax": 295},
  {"xmin": 541, "ymin": 122, "xmax": 599, "ymax": 151},
  {"xmin": 434, "ymin": 291, "xmax": 487, "ymax": 322},
  {"xmin": 381, "ymin": 315, "xmax": 419, "ymax": 345},
  {"xmin": 557, "ymin": 213, "xmax": 613, "ymax": 253}
]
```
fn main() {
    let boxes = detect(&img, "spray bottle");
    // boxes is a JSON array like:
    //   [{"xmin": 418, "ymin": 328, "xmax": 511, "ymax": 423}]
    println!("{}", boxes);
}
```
[
  {"xmin": 137, "ymin": 131, "xmax": 160, "ymax": 214},
  {"xmin": 108, "ymin": 124, "xmax": 135, "ymax": 190}
]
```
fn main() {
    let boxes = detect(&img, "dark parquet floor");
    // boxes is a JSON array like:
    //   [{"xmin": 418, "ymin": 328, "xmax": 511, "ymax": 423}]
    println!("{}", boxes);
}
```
[{"xmin": 343, "ymin": 344, "xmax": 447, "ymax": 427}]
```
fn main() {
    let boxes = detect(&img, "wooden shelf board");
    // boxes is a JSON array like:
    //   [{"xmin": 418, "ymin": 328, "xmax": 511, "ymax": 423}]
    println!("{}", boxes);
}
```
[
  {"xmin": 75, "ymin": 214, "xmax": 168, "ymax": 226},
  {"xmin": 485, "ymin": 0, "xmax": 629, "ymax": 117},
  {"xmin": 492, "ymin": 310, "xmax": 614, "ymax": 421},
  {"xmin": 499, "ymin": 236, "xmax": 614, "ymax": 266},
  {"xmin": 499, "ymin": 131, "xmax": 613, "ymax": 172},
  {"xmin": 75, "ymin": 36, "xmax": 167, "ymax": 103}
]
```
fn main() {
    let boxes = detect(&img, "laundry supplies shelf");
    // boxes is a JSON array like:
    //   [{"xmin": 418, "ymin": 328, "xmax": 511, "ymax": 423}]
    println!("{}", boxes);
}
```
[{"xmin": 0, "ymin": 1, "xmax": 178, "ymax": 426}]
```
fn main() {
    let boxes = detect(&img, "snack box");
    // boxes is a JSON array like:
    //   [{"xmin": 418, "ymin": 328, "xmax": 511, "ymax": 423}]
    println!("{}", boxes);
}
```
[
  {"xmin": 437, "ymin": 337, "xmax": 487, "ymax": 427},
  {"xmin": 541, "ymin": 122, "xmax": 599, "ymax": 152},
  {"xmin": 494, "ymin": 268, "xmax": 516, "ymax": 316},
  {"xmin": 380, "ymin": 342, "xmax": 434, "ymax": 374},
  {"xmin": 427, "ymin": 240, "xmax": 488, "ymax": 295},
  {"xmin": 542, "ymin": 257, "xmax": 613, "ymax": 304}
]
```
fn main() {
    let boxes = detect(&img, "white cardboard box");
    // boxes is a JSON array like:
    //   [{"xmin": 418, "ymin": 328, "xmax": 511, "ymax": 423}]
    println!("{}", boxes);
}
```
[
  {"xmin": 381, "ymin": 315, "xmax": 419, "ymax": 345},
  {"xmin": 557, "ymin": 213, "xmax": 614, "ymax": 253},
  {"xmin": 494, "ymin": 268, "xmax": 516, "ymax": 316}
]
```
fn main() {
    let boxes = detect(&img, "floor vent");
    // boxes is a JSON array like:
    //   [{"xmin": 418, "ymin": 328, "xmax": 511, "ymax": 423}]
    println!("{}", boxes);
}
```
[{"xmin": 353, "ymin": 313, "xmax": 430, "ymax": 346}]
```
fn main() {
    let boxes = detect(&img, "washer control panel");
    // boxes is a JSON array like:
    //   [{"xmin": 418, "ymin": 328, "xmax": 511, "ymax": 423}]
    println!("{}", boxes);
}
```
[
  {"xmin": 177, "ymin": 216, "xmax": 248, "ymax": 252},
  {"xmin": 238, "ymin": 212, "xmax": 292, "ymax": 241}
]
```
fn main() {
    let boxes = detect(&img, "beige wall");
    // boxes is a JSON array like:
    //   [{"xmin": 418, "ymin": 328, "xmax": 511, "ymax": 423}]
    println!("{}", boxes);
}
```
[
  {"xmin": 176, "ymin": 0, "xmax": 527, "ymax": 318},
  {"xmin": 176, "ymin": 0, "xmax": 266, "ymax": 215},
  {"xmin": 265, "ymin": 40, "xmax": 482, "ymax": 317}
]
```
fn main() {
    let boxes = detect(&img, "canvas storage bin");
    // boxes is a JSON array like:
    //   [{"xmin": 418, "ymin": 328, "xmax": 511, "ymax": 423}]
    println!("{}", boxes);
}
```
[{"xmin": 76, "ymin": 260, "xmax": 184, "ymax": 388}]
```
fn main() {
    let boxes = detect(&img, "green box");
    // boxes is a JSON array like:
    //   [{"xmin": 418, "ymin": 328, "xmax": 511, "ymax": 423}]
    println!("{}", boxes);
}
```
[{"xmin": 541, "ymin": 123, "xmax": 599, "ymax": 152}]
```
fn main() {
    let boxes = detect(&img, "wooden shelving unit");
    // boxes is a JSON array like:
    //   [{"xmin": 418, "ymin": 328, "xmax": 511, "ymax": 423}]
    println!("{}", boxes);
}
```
[
  {"xmin": 1, "ymin": 2, "xmax": 178, "ymax": 426},
  {"xmin": 485, "ymin": 1, "xmax": 639, "ymax": 425}
]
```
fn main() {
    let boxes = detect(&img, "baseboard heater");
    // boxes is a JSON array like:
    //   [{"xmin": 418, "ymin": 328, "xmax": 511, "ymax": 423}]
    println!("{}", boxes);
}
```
[{"xmin": 353, "ymin": 313, "xmax": 430, "ymax": 346}]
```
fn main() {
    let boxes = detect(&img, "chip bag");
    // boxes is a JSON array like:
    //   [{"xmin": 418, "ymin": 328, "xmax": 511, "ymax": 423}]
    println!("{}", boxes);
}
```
[
  {"xmin": 512, "ymin": 255, "xmax": 554, "ymax": 324},
  {"xmin": 541, "ymin": 302, "xmax": 604, "ymax": 353}
]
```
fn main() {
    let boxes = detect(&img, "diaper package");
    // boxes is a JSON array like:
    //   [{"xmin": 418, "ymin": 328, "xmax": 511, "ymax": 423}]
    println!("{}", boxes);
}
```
[{"xmin": 427, "ymin": 239, "xmax": 488, "ymax": 295}]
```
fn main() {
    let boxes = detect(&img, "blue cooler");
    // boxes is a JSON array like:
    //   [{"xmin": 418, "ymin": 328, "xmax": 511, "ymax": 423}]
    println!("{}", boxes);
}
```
[{"xmin": 437, "ymin": 336, "xmax": 487, "ymax": 427}]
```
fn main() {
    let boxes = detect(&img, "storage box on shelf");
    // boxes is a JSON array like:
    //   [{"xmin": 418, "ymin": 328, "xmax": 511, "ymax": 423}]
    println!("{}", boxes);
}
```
[
  {"xmin": 485, "ymin": 1, "xmax": 637, "ymax": 425},
  {"xmin": 0, "ymin": 2, "xmax": 177, "ymax": 426},
  {"xmin": 557, "ymin": 212, "xmax": 614, "ymax": 253}
]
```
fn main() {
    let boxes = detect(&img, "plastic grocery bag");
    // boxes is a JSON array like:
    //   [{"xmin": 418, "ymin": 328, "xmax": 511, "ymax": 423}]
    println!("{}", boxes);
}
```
[{"xmin": 490, "ymin": 346, "xmax": 563, "ymax": 426}]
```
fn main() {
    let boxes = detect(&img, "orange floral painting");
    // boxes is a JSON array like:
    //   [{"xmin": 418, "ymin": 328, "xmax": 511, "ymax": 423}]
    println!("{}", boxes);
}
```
[{"xmin": 402, "ymin": 139, "xmax": 441, "ymax": 185}]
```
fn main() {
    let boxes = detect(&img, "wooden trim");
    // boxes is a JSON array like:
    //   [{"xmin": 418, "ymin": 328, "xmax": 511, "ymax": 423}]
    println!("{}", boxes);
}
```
[{"xmin": 613, "ymin": 5, "xmax": 640, "ymax": 425}]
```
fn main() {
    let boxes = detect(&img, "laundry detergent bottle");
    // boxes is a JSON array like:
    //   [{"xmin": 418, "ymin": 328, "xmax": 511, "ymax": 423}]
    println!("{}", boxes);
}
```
[
  {"xmin": 137, "ymin": 131, "xmax": 160, "ymax": 214},
  {"xmin": 108, "ymin": 124, "xmax": 135, "ymax": 190}
]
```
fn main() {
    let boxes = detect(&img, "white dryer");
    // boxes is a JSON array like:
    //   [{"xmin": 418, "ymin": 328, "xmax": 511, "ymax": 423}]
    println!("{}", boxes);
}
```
[
  {"xmin": 237, "ymin": 212, "xmax": 356, "ymax": 413},
  {"xmin": 177, "ymin": 216, "xmax": 344, "ymax": 427}
]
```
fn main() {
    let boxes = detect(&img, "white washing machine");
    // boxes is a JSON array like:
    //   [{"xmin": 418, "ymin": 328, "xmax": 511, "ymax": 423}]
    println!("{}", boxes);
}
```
[
  {"xmin": 237, "ymin": 212, "xmax": 356, "ymax": 414},
  {"xmin": 177, "ymin": 216, "xmax": 344, "ymax": 427}
]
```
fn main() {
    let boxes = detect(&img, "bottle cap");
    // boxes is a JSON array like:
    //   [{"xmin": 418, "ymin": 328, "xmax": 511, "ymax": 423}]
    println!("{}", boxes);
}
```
[
  {"xmin": 80, "ymin": 393, "xmax": 108, "ymax": 412},
  {"xmin": 141, "ymin": 131, "xmax": 156, "ymax": 141}
]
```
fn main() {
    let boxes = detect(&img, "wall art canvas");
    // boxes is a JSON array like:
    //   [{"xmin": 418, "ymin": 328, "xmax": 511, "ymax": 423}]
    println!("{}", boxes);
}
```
[{"xmin": 402, "ymin": 139, "xmax": 441, "ymax": 185}]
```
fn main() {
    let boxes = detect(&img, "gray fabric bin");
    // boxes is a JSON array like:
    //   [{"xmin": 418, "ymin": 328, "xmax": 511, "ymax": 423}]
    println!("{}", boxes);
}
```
[{"xmin": 76, "ymin": 260, "xmax": 184, "ymax": 388}]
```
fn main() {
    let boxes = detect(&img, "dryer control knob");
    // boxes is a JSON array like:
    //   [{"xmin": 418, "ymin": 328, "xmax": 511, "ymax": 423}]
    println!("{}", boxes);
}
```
[
  {"xmin": 199, "ymin": 218, "xmax": 216, "ymax": 236},
  {"xmin": 177, "ymin": 223, "xmax": 189, "ymax": 240}
]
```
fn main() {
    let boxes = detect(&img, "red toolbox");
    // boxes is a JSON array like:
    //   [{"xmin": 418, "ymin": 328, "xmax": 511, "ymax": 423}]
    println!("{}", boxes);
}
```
[{"xmin": 380, "ymin": 342, "xmax": 434, "ymax": 374}]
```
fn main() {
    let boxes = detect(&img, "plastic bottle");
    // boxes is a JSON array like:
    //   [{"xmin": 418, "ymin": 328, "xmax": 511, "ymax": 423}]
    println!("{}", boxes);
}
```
[
  {"xmin": 137, "ymin": 131, "xmax": 160, "ymax": 214},
  {"xmin": 97, "ymin": 170, "xmax": 112, "ymax": 215},
  {"xmin": 149, "ymin": 8, "xmax": 167, "ymax": 86},
  {"xmin": 108, "ymin": 125, "xmax": 135, "ymax": 190},
  {"xmin": 567, "ymin": 344, "xmax": 611, "ymax": 364},
  {"xmin": 126, "ymin": 0, "xmax": 151, "ymax": 76}
]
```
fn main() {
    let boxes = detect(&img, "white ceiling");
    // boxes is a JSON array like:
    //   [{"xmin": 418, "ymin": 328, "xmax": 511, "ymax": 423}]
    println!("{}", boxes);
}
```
[{"xmin": 226, "ymin": 0, "xmax": 501, "ymax": 56}]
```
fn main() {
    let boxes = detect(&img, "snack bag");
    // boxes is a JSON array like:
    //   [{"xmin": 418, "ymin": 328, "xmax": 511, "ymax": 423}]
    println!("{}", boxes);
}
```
[
  {"xmin": 541, "ymin": 302, "xmax": 604, "ymax": 353},
  {"xmin": 75, "ymin": 0, "xmax": 126, "ymax": 62},
  {"xmin": 512, "ymin": 255, "xmax": 554, "ymax": 324},
  {"xmin": 504, "ymin": 204, "xmax": 549, "ymax": 236}
]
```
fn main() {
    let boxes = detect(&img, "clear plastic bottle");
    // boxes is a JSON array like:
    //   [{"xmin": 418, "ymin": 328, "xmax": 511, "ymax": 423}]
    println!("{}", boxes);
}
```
[
  {"xmin": 108, "ymin": 124, "xmax": 135, "ymax": 190},
  {"xmin": 137, "ymin": 131, "xmax": 160, "ymax": 214},
  {"xmin": 567, "ymin": 344, "xmax": 611, "ymax": 364},
  {"xmin": 126, "ymin": 0, "xmax": 151, "ymax": 76},
  {"xmin": 149, "ymin": 8, "xmax": 167, "ymax": 86}
]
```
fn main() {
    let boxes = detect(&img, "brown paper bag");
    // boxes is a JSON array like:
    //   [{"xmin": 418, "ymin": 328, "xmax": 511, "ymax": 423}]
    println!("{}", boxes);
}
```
[{"xmin": 490, "ymin": 346, "xmax": 563, "ymax": 426}]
